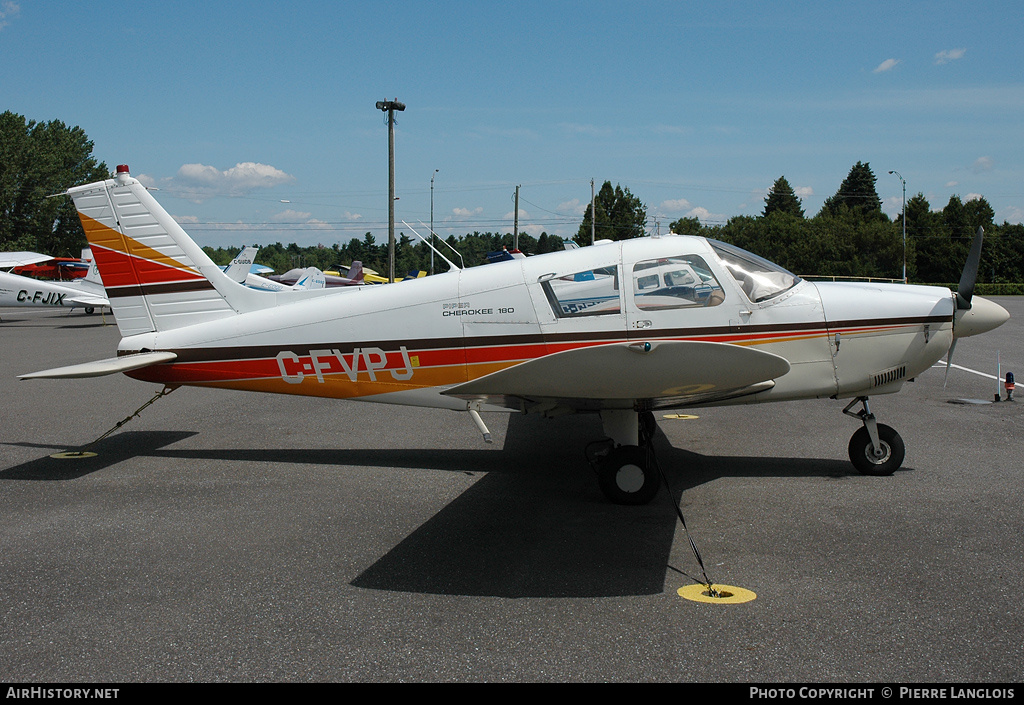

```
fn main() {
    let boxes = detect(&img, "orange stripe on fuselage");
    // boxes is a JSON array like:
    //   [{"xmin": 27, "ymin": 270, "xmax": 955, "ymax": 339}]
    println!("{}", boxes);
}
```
[{"xmin": 122, "ymin": 319, "xmax": 926, "ymax": 400}]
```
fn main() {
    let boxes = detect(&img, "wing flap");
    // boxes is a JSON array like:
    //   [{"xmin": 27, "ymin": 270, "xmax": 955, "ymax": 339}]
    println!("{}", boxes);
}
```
[
  {"xmin": 19, "ymin": 351, "xmax": 177, "ymax": 380},
  {"xmin": 444, "ymin": 340, "xmax": 790, "ymax": 403}
]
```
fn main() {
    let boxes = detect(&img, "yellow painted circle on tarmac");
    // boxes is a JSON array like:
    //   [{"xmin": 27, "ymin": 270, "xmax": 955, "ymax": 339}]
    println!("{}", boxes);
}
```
[
  {"xmin": 678, "ymin": 583, "xmax": 756, "ymax": 604},
  {"xmin": 662, "ymin": 413, "xmax": 699, "ymax": 420},
  {"xmin": 50, "ymin": 451, "xmax": 98, "ymax": 459}
]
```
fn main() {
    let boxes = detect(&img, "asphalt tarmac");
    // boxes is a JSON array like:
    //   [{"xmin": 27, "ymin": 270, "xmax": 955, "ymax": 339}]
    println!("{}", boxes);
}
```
[{"xmin": 1, "ymin": 300, "xmax": 1021, "ymax": 683}]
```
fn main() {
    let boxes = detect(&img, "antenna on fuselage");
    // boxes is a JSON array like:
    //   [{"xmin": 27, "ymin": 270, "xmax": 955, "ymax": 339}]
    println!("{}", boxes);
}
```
[{"xmin": 403, "ymin": 221, "xmax": 462, "ymax": 271}]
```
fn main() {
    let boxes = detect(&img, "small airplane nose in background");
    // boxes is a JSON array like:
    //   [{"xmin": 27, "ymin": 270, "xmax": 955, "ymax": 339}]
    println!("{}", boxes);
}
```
[{"xmin": 954, "ymin": 296, "xmax": 1010, "ymax": 338}]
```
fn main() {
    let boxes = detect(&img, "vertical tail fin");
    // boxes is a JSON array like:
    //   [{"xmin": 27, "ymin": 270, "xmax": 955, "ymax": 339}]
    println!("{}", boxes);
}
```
[
  {"xmin": 292, "ymin": 267, "xmax": 327, "ymax": 290},
  {"xmin": 348, "ymin": 261, "xmax": 364, "ymax": 283},
  {"xmin": 223, "ymin": 246, "xmax": 260, "ymax": 283},
  {"xmin": 66, "ymin": 165, "xmax": 254, "ymax": 337}
]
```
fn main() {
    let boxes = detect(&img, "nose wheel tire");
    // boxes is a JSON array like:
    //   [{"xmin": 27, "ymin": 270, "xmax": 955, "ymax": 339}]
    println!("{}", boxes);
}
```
[
  {"xmin": 598, "ymin": 445, "xmax": 660, "ymax": 505},
  {"xmin": 848, "ymin": 424, "xmax": 904, "ymax": 476}
]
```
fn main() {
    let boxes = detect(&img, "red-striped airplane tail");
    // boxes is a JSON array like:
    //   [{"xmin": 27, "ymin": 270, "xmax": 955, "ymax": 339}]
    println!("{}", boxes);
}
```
[{"xmin": 66, "ymin": 165, "xmax": 259, "ymax": 337}]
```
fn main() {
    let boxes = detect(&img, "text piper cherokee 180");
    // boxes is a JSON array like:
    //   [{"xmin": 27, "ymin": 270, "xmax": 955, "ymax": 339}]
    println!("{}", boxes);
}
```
[{"xmin": 21, "ymin": 166, "xmax": 1009, "ymax": 504}]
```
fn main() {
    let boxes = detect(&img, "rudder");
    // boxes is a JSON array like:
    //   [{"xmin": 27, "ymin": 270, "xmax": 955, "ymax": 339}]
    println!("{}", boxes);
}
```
[{"xmin": 67, "ymin": 165, "xmax": 244, "ymax": 336}]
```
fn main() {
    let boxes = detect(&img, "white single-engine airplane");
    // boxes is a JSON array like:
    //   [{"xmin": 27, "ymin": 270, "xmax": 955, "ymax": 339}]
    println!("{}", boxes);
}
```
[
  {"xmin": 222, "ymin": 246, "xmax": 328, "ymax": 292},
  {"xmin": 1, "ymin": 260, "xmax": 110, "ymax": 314},
  {"xmin": 20, "ymin": 166, "xmax": 1010, "ymax": 505}
]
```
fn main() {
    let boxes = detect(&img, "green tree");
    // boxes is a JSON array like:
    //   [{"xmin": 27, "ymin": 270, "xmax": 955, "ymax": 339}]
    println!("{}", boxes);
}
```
[
  {"xmin": 0, "ymin": 111, "xmax": 109, "ymax": 256},
  {"xmin": 762, "ymin": 176, "xmax": 804, "ymax": 218},
  {"xmin": 668, "ymin": 216, "xmax": 703, "ymax": 235},
  {"xmin": 964, "ymin": 196, "xmax": 995, "ymax": 231},
  {"xmin": 575, "ymin": 181, "xmax": 647, "ymax": 244},
  {"xmin": 821, "ymin": 161, "xmax": 884, "ymax": 220}
]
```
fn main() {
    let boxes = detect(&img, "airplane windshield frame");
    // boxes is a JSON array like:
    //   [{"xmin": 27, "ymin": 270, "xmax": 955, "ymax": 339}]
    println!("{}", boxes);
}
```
[{"xmin": 708, "ymin": 239, "xmax": 801, "ymax": 303}]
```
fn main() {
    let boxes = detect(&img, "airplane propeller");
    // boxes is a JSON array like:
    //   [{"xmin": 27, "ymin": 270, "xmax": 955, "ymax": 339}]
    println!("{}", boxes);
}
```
[
  {"xmin": 945, "ymin": 226, "xmax": 985, "ymax": 386},
  {"xmin": 955, "ymin": 226, "xmax": 984, "ymax": 311}
]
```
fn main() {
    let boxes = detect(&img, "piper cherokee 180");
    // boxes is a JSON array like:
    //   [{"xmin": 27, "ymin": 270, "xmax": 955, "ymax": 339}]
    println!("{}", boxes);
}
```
[{"xmin": 21, "ymin": 166, "xmax": 1009, "ymax": 504}]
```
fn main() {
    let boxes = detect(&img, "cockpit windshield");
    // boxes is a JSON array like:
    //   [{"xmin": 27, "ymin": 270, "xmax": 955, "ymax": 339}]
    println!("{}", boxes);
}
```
[{"xmin": 708, "ymin": 240, "xmax": 801, "ymax": 303}]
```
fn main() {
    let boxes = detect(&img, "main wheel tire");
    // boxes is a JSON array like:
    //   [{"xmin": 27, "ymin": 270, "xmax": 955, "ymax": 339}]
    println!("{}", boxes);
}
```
[
  {"xmin": 598, "ymin": 445, "xmax": 660, "ymax": 505},
  {"xmin": 84, "ymin": 307, "xmax": 94, "ymax": 315},
  {"xmin": 848, "ymin": 424, "xmax": 905, "ymax": 476}
]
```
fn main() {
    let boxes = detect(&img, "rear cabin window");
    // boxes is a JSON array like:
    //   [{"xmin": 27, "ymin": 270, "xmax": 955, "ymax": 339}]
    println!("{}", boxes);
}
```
[{"xmin": 543, "ymin": 266, "xmax": 621, "ymax": 317}]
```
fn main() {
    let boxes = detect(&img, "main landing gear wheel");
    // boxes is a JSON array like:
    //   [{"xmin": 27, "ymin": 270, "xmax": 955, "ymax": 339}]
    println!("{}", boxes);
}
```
[
  {"xmin": 597, "ymin": 445, "xmax": 660, "ymax": 506},
  {"xmin": 848, "ymin": 424, "xmax": 904, "ymax": 476}
]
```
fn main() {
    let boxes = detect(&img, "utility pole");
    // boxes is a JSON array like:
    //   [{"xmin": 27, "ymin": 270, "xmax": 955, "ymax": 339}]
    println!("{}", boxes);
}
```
[
  {"xmin": 513, "ymin": 184, "xmax": 520, "ymax": 252},
  {"xmin": 889, "ymin": 170, "xmax": 907, "ymax": 283},
  {"xmin": 376, "ymin": 98, "xmax": 405, "ymax": 282},
  {"xmin": 590, "ymin": 179, "xmax": 595, "ymax": 246},
  {"xmin": 430, "ymin": 169, "xmax": 438, "ymax": 276}
]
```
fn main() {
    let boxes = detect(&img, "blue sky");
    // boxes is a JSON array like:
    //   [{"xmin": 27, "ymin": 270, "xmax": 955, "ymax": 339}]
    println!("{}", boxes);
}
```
[{"xmin": 3, "ymin": 1, "xmax": 1023, "ymax": 249}]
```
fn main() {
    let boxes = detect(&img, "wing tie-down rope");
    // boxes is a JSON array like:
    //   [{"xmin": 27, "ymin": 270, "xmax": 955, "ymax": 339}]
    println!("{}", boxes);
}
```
[{"xmin": 639, "ymin": 412, "xmax": 718, "ymax": 597}]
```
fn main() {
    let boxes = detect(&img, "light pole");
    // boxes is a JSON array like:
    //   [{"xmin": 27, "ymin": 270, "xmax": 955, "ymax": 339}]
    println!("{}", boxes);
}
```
[
  {"xmin": 376, "ymin": 98, "xmax": 405, "ymax": 282},
  {"xmin": 430, "ymin": 169, "xmax": 438, "ymax": 275},
  {"xmin": 889, "ymin": 170, "xmax": 907, "ymax": 283}
]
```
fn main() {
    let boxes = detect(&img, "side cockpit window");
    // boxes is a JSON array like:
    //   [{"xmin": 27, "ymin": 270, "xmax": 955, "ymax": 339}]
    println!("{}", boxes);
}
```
[
  {"xmin": 631, "ymin": 255, "xmax": 724, "ymax": 310},
  {"xmin": 542, "ymin": 266, "xmax": 621, "ymax": 317},
  {"xmin": 709, "ymin": 240, "xmax": 800, "ymax": 303}
]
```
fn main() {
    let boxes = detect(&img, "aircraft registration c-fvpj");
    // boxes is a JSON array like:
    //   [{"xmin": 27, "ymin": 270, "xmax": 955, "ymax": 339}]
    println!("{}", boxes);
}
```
[{"xmin": 20, "ymin": 165, "xmax": 1009, "ymax": 505}]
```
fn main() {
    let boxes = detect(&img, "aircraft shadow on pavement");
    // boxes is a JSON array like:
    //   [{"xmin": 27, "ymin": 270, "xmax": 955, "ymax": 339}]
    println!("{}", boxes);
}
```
[
  {"xmin": 2, "ymin": 417, "xmax": 859, "ymax": 598},
  {"xmin": 349, "ymin": 413, "xmax": 858, "ymax": 598},
  {"xmin": 1, "ymin": 431, "xmax": 198, "ymax": 481}
]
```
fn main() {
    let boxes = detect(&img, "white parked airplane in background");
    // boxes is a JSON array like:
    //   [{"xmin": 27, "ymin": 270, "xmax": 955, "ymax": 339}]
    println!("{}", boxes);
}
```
[
  {"xmin": 221, "ymin": 246, "xmax": 327, "ymax": 292},
  {"xmin": 220, "ymin": 246, "xmax": 274, "ymax": 280},
  {"xmin": 20, "ymin": 166, "xmax": 1010, "ymax": 505},
  {"xmin": 1, "ymin": 255, "xmax": 110, "ymax": 314}
]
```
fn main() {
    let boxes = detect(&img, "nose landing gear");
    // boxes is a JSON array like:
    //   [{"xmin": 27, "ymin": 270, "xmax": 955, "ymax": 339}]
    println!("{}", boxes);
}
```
[{"xmin": 843, "ymin": 397, "xmax": 905, "ymax": 475}]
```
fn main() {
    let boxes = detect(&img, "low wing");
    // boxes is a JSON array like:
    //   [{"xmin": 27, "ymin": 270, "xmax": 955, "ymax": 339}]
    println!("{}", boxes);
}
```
[
  {"xmin": 19, "ymin": 351, "xmax": 177, "ymax": 380},
  {"xmin": 443, "ymin": 340, "xmax": 790, "ymax": 411},
  {"xmin": 0, "ymin": 251, "xmax": 53, "ymax": 269}
]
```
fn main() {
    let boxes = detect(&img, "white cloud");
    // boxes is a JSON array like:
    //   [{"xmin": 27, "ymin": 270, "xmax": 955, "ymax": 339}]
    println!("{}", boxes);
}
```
[
  {"xmin": 659, "ymin": 198, "xmax": 692, "ymax": 213},
  {"xmin": 884, "ymin": 196, "xmax": 904, "ymax": 218},
  {"xmin": 934, "ymin": 48, "xmax": 966, "ymax": 65},
  {"xmin": 971, "ymin": 156, "xmax": 994, "ymax": 173},
  {"xmin": 556, "ymin": 198, "xmax": 587, "ymax": 215},
  {"xmin": 272, "ymin": 209, "xmax": 312, "ymax": 221},
  {"xmin": 965, "ymin": 193, "xmax": 984, "ymax": 202},
  {"xmin": 873, "ymin": 58, "xmax": 901, "ymax": 73},
  {"xmin": 946, "ymin": 181, "xmax": 960, "ymax": 189},
  {"xmin": 686, "ymin": 206, "xmax": 727, "ymax": 224},
  {"xmin": 452, "ymin": 207, "xmax": 483, "ymax": 218},
  {"xmin": 795, "ymin": 186, "xmax": 814, "ymax": 199},
  {"xmin": 166, "ymin": 162, "xmax": 295, "ymax": 202},
  {"xmin": 999, "ymin": 206, "xmax": 1023, "ymax": 224},
  {"xmin": 0, "ymin": 1, "xmax": 20, "ymax": 30}
]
